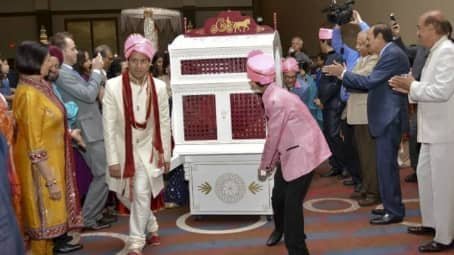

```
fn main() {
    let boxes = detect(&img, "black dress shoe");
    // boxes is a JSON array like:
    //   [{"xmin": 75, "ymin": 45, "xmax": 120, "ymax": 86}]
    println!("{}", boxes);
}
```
[
  {"xmin": 371, "ymin": 208, "xmax": 386, "ymax": 215},
  {"xmin": 54, "ymin": 233, "xmax": 73, "ymax": 247},
  {"xmin": 266, "ymin": 230, "xmax": 283, "ymax": 246},
  {"xmin": 99, "ymin": 215, "xmax": 117, "ymax": 224},
  {"xmin": 408, "ymin": 226, "xmax": 435, "ymax": 236},
  {"xmin": 405, "ymin": 173, "xmax": 418, "ymax": 183},
  {"xmin": 353, "ymin": 184, "xmax": 363, "ymax": 193},
  {"xmin": 418, "ymin": 240, "xmax": 451, "ymax": 252},
  {"xmin": 370, "ymin": 213, "xmax": 403, "ymax": 225},
  {"xmin": 54, "ymin": 243, "xmax": 83, "ymax": 254},
  {"xmin": 337, "ymin": 170, "xmax": 351, "ymax": 180},
  {"xmin": 321, "ymin": 168, "xmax": 341, "ymax": 177},
  {"xmin": 85, "ymin": 220, "xmax": 111, "ymax": 231}
]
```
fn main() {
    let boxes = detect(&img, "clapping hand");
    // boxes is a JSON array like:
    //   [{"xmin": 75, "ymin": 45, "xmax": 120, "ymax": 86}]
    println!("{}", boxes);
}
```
[
  {"xmin": 322, "ymin": 61, "xmax": 346, "ymax": 78},
  {"xmin": 389, "ymin": 74, "xmax": 414, "ymax": 94}
]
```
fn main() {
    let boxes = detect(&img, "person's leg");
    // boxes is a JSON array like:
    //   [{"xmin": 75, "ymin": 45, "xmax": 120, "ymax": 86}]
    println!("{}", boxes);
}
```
[
  {"xmin": 430, "ymin": 143, "xmax": 454, "ymax": 245},
  {"xmin": 284, "ymin": 172, "xmax": 313, "ymax": 255},
  {"xmin": 416, "ymin": 144, "xmax": 435, "ymax": 229},
  {"xmin": 128, "ymin": 163, "xmax": 152, "ymax": 252},
  {"xmin": 322, "ymin": 108, "xmax": 345, "ymax": 175},
  {"xmin": 406, "ymin": 111, "xmax": 419, "ymax": 182},
  {"xmin": 342, "ymin": 121, "xmax": 361, "ymax": 185},
  {"xmin": 354, "ymin": 125, "xmax": 380, "ymax": 205},
  {"xmin": 374, "ymin": 118, "xmax": 404, "ymax": 219},
  {"xmin": 81, "ymin": 141, "xmax": 109, "ymax": 228},
  {"xmin": 271, "ymin": 164, "xmax": 286, "ymax": 234}
]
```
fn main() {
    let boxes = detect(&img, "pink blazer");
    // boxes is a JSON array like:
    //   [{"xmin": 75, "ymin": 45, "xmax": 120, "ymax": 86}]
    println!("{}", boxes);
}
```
[{"xmin": 260, "ymin": 83, "xmax": 331, "ymax": 181}]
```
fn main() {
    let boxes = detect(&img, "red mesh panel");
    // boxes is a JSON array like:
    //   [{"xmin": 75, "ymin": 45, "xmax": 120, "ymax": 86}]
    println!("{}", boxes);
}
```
[
  {"xmin": 230, "ymin": 93, "xmax": 266, "ymax": 139},
  {"xmin": 183, "ymin": 95, "xmax": 217, "ymax": 140},
  {"xmin": 181, "ymin": 58, "xmax": 247, "ymax": 75}
]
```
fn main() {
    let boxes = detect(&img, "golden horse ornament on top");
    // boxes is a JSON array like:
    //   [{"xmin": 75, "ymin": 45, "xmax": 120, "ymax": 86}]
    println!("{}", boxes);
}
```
[{"xmin": 210, "ymin": 17, "xmax": 251, "ymax": 34}]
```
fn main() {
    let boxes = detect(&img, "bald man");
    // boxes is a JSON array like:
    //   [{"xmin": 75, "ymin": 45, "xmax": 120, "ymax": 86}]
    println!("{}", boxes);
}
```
[{"xmin": 389, "ymin": 10, "xmax": 454, "ymax": 252}]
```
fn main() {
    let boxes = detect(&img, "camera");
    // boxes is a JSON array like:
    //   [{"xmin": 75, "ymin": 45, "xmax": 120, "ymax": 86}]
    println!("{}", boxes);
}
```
[
  {"xmin": 389, "ymin": 13, "xmax": 397, "ymax": 22},
  {"xmin": 322, "ymin": 0, "xmax": 355, "ymax": 25}
]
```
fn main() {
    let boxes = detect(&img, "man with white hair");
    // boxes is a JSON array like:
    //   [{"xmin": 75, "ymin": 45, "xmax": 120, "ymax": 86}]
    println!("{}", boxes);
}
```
[{"xmin": 389, "ymin": 10, "xmax": 454, "ymax": 252}]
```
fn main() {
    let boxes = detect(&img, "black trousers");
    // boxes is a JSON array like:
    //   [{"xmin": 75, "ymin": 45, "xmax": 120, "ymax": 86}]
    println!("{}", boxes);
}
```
[
  {"xmin": 272, "ymin": 165, "xmax": 314, "ymax": 255},
  {"xmin": 375, "ymin": 117, "xmax": 405, "ymax": 218},
  {"xmin": 323, "ymin": 107, "xmax": 346, "ymax": 171},
  {"xmin": 341, "ymin": 120, "xmax": 361, "ymax": 185},
  {"xmin": 408, "ymin": 112, "xmax": 420, "ymax": 171}
]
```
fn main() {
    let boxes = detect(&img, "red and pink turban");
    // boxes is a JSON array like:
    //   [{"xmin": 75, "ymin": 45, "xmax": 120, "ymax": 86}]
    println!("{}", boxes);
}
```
[
  {"xmin": 124, "ymin": 33, "xmax": 155, "ymax": 60},
  {"xmin": 49, "ymin": 45, "xmax": 63, "ymax": 66},
  {"xmin": 246, "ymin": 50, "xmax": 275, "ymax": 85},
  {"xmin": 281, "ymin": 57, "xmax": 299, "ymax": 73}
]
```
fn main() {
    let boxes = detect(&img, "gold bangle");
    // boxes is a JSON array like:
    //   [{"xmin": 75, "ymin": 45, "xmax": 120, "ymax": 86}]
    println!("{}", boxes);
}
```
[{"xmin": 45, "ymin": 179, "xmax": 57, "ymax": 188}]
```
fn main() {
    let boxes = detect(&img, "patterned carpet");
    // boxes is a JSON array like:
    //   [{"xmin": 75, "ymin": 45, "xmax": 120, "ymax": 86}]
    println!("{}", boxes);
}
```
[{"xmin": 70, "ymin": 165, "xmax": 453, "ymax": 255}]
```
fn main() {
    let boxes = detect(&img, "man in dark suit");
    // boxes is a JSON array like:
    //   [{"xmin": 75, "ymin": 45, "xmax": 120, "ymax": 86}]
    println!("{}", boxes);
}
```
[
  {"xmin": 323, "ymin": 23, "xmax": 410, "ymax": 225},
  {"xmin": 0, "ymin": 133, "xmax": 25, "ymax": 255},
  {"xmin": 317, "ymin": 28, "xmax": 347, "ymax": 178}
]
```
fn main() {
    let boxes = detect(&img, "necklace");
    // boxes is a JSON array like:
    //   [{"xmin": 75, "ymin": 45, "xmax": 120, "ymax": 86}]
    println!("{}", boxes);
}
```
[
  {"xmin": 129, "ymin": 74, "xmax": 148, "ymax": 86},
  {"xmin": 135, "ymin": 81, "xmax": 148, "ymax": 112}
]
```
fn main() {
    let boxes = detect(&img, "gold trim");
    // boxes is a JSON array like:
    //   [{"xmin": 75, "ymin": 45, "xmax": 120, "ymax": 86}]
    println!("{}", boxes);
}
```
[
  {"xmin": 248, "ymin": 182, "xmax": 262, "ymax": 195},
  {"xmin": 197, "ymin": 182, "xmax": 212, "ymax": 195}
]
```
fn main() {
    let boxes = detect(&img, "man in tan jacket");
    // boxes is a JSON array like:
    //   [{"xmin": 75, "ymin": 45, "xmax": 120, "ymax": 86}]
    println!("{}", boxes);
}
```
[{"xmin": 346, "ymin": 31, "xmax": 380, "ymax": 206}]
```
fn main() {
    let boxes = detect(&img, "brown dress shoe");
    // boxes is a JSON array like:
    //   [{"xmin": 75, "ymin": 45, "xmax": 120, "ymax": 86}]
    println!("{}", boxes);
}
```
[
  {"xmin": 408, "ymin": 226, "xmax": 435, "ymax": 236},
  {"xmin": 358, "ymin": 196, "xmax": 380, "ymax": 207},
  {"xmin": 349, "ymin": 191, "xmax": 364, "ymax": 200},
  {"xmin": 418, "ymin": 241, "xmax": 452, "ymax": 252}
]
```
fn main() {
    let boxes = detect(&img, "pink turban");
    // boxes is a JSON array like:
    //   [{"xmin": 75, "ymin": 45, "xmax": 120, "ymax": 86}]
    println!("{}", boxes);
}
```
[
  {"xmin": 246, "ymin": 50, "xmax": 275, "ymax": 85},
  {"xmin": 49, "ymin": 45, "xmax": 63, "ymax": 65},
  {"xmin": 124, "ymin": 33, "xmax": 155, "ymax": 60},
  {"xmin": 319, "ymin": 28, "xmax": 333, "ymax": 40},
  {"xmin": 281, "ymin": 57, "xmax": 299, "ymax": 73}
]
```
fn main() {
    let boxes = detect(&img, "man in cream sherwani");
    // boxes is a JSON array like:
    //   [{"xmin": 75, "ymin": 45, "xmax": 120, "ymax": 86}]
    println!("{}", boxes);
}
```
[
  {"xmin": 389, "ymin": 10, "xmax": 454, "ymax": 253},
  {"xmin": 102, "ymin": 34, "xmax": 171, "ymax": 255}
]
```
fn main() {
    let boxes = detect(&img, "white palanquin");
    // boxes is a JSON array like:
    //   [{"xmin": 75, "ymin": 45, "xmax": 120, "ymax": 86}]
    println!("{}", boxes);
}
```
[
  {"xmin": 169, "ymin": 31, "xmax": 282, "ymax": 215},
  {"xmin": 120, "ymin": 7, "xmax": 182, "ymax": 52}
]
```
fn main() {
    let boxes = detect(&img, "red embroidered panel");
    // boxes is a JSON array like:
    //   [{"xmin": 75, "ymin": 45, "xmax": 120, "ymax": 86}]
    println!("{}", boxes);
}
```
[
  {"xmin": 230, "ymin": 93, "xmax": 266, "ymax": 139},
  {"xmin": 181, "ymin": 58, "xmax": 247, "ymax": 75},
  {"xmin": 183, "ymin": 95, "xmax": 217, "ymax": 140}
]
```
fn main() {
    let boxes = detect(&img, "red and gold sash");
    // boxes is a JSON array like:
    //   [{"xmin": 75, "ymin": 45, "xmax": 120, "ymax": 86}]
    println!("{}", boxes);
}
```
[{"xmin": 121, "ymin": 72, "xmax": 164, "ymax": 178}]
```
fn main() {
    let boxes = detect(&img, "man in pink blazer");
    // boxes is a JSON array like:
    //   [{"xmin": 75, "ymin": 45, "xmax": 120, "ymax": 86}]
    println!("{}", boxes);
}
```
[{"xmin": 247, "ymin": 50, "xmax": 331, "ymax": 255}]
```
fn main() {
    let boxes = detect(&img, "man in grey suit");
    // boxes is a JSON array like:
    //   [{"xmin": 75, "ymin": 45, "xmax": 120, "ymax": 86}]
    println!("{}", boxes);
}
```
[{"xmin": 51, "ymin": 32, "xmax": 112, "ymax": 230}]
